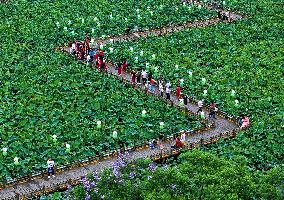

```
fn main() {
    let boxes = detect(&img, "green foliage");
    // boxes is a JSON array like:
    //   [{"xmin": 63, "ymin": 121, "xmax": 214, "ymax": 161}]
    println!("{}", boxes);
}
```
[
  {"xmin": 0, "ymin": 0, "xmax": 215, "ymax": 181},
  {"xmin": 56, "ymin": 150, "xmax": 284, "ymax": 199},
  {"xmin": 106, "ymin": 0, "xmax": 284, "ymax": 170}
]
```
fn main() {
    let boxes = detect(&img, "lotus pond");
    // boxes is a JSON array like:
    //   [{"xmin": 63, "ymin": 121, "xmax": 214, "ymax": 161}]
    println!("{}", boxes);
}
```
[{"xmin": 106, "ymin": 0, "xmax": 284, "ymax": 170}]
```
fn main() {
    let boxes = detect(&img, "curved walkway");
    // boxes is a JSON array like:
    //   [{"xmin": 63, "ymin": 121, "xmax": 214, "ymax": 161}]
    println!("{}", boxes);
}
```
[{"xmin": 0, "ymin": 1, "xmax": 242, "ymax": 199}]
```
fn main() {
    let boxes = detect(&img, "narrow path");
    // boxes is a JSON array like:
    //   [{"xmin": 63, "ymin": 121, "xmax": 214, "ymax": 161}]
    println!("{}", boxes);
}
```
[
  {"xmin": 91, "ymin": 1, "xmax": 242, "ymax": 46},
  {"xmin": 0, "ymin": 1, "xmax": 242, "ymax": 199}
]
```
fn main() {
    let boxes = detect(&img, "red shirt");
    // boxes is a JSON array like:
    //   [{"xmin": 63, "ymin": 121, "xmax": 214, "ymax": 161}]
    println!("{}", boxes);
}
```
[
  {"xmin": 175, "ymin": 139, "xmax": 183, "ymax": 148},
  {"xmin": 122, "ymin": 61, "xmax": 128, "ymax": 71},
  {"xmin": 176, "ymin": 87, "xmax": 181, "ymax": 96}
]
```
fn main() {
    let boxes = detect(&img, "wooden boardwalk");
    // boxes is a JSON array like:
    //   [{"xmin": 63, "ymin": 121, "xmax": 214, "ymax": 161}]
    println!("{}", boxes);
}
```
[{"xmin": 0, "ymin": 1, "xmax": 243, "ymax": 199}]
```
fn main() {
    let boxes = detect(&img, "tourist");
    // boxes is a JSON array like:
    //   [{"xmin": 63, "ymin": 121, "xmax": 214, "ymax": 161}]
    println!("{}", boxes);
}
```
[
  {"xmin": 47, "ymin": 158, "xmax": 55, "ymax": 179},
  {"xmin": 166, "ymin": 86, "xmax": 171, "ymax": 100},
  {"xmin": 149, "ymin": 78, "xmax": 156, "ymax": 93},
  {"xmin": 183, "ymin": 94, "xmax": 188, "ymax": 106},
  {"xmin": 141, "ymin": 70, "xmax": 148, "ymax": 86},
  {"xmin": 131, "ymin": 70, "xmax": 136, "ymax": 84},
  {"xmin": 136, "ymin": 70, "xmax": 141, "ymax": 85},
  {"xmin": 176, "ymin": 86, "xmax": 181, "ymax": 99},
  {"xmin": 158, "ymin": 76, "xmax": 164, "ymax": 87},
  {"xmin": 171, "ymin": 137, "xmax": 184, "ymax": 149},
  {"xmin": 117, "ymin": 62, "xmax": 122, "ymax": 76},
  {"xmin": 240, "ymin": 114, "xmax": 250, "ymax": 129},
  {"xmin": 209, "ymin": 103, "xmax": 218, "ymax": 120},
  {"xmin": 122, "ymin": 59, "xmax": 128, "ymax": 78},
  {"xmin": 159, "ymin": 83, "xmax": 164, "ymax": 97},
  {"xmin": 180, "ymin": 131, "xmax": 186, "ymax": 145},
  {"xmin": 197, "ymin": 99, "xmax": 204, "ymax": 114},
  {"xmin": 165, "ymin": 80, "xmax": 171, "ymax": 89}
]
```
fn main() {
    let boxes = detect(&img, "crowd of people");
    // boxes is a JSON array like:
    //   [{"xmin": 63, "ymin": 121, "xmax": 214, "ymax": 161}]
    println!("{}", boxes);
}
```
[{"xmin": 65, "ymin": 37, "xmax": 250, "ymax": 157}]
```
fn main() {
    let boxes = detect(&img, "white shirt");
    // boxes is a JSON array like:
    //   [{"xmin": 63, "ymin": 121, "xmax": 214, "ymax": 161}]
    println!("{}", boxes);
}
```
[
  {"xmin": 47, "ymin": 160, "xmax": 54, "ymax": 168},
  {"xmin": 198, "ymin": 100, "xmax": 203, "ymax": 108},
  {"xmin": 165, "ymin": 82, "xmax": 171, "ymax": 88},
  {"xmin": 142, "ymin": 71, "xmax": 147, "ymax": 78},
  {"xmin": 166, "ymin": 87, "xmax": 171, "ymax": 94},
  {"xmin": 159, "ymin": 84, "xmax": 164, "ymax": 92},
  {"xmin": 181, "ymin": 133, "xmax": 186, "ymax": 142}
]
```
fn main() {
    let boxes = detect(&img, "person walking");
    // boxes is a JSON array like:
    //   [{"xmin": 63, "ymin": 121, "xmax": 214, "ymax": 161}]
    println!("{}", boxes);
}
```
[
  {"xmin": 209, "ymin": 103, "xmax": 218, "ymax": 120},
  {"xmin": 159, "ymin": 83, "xmax": 164, "ymax": 97},
  {"xmin": 197, "ymin": 99, "xmax": 204, "ymax": 114},
  {"xmin": 180, "ymin": 131, "xmax": 186, "ymax": 145},
  {"xmin": 166, "ymin": 86, "xmax": 171, "ymax": 101},
  {"xmin": 171, "ymin": 137, "xmax": 184, "ymax": 149},
  {"xmin": 149, "ymin": 78, "xmax": 156, "ymax": 93},
  {"xmin": 176, "ymin": 86, "xmax": 181, "ymax": 99},
  {"xmin": 240, "ymin": 114, "xmax": 250, "ymax": 129},
  {"xmin": 117, "ymin": 62, "xmax": 122, "ymax": 76},
  {"xmin": 47, "ymin": 158, "xmax": 55, "ymax": 179},
  {"xmin": 165, "ymin": 81, "xmax": 171, "ymax": 89},
  {"xmin": 131, "ymin": 70, "xmax": 136, "ymax": 85},
  {"xmin": 136, "ymin": 71, "xmax": 141, "ymax": 85},
  {"xmin": 183, "ymin": 94, "xmax": 188, "ymax": 106},
  {"xmin": 141, "ymin": 70, "xmax": 148, "ymax": 87},
  {"xmin": 122, "ymin": 59, "xmax": 128, "ymax": 78}
]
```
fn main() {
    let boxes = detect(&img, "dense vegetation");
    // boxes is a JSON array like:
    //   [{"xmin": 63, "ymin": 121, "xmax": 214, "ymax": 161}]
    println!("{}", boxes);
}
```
[
  {"xmin": 107, "ymin": 0, "xmax": 284, "ymax": 170},
  {"xmin": 46, "ymin": 150, "xmax": 284, "ymax": 200},
  {"xmin": 0, "ymin": 0, "xmax": 211, "ymax": 181},
  {"xmin": 0, "ymin": 0, "xmax": 283, "ymax": 196}
]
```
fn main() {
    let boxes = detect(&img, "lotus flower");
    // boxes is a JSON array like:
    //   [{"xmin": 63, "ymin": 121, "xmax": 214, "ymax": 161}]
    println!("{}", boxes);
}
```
[
  {"xmin": 159, "ymin": 122, "xmax": 165, "ymax": 129},
  {"xmin": 231, "ymin": 90, "xmax": 236, "ymax": 97},
  {"xmin": 130, "ymin": 47, "xmax": 134, "ymax": 52},
  {"xmin": 56, "ymin": 22, "xmax": 60, "ymax": 26},
  {"xmin": 94, "ymin": 17, "xmax": 98, "ymax": 21},
  {"xmin": 52, "ymin": 135, "xmax": 57, "ymax": 142},
  {"xmin": 68, "ymin": 20, "xmax": 71, "ymax": 25},
  {"xmin": 136, "ymin": 9, "xmax": 140, "ymax": 12},
  {"xmin": 64, "ymin": 27, "xmax": 68, "ymax": 31},
  {"xmin": 91, "ymin": 28, "xmax": 94, "ymax": 33},
  {"xmin": 124, "ymin": 18, "xmax": 128, "ymax": 21},
  {"xmin": 201, "ymin": 78, "xmax": 206, "ymax": 84},
  {"xmin": 113, "ymin": 131, "xmax": 117, "ymax": 139},
  {"xmin": 142, "ymin": 110, "xmax": 147, "ymax": 117},
  {"xmin": 152, "ymin": 54, "xmax": 156, "ymax": 60},
  {"xmin": 81, "ymin": 18, "xmax": 84, "ymax": 23},
  {"xmin": 137, "ymin": 14, "xmax": 141, "ymax": 18},
  {"xmin": 175, "ymin": 65, "xmax": 179, "ymax": 70},
  {"xmin": 66, "ymin": 143, "xmax": 71, "ymax": 149},
  {"xmin": 97, "ymin": 120, "xmax": 102, "ymax": 129},
  {"xmin": 14, "ymin": 157, "xmax": 19, "ymax": 165},
  {"xmin": 2, "ymin": 148, "xmax": 7, "ymax": 156},
  {"xmin": 109, "ymin": 47, "xmax": 114, "ymax": 53}
]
